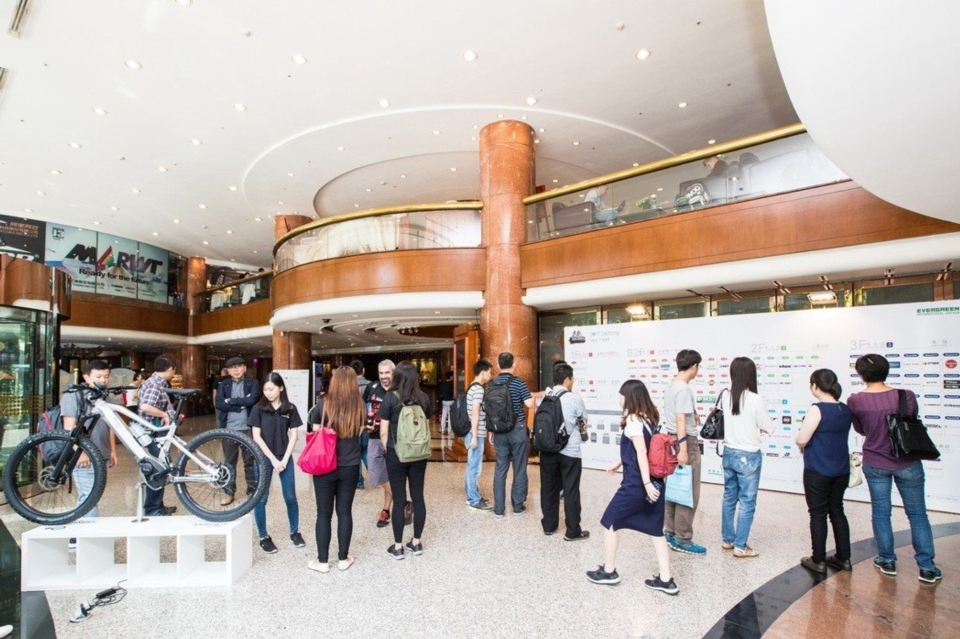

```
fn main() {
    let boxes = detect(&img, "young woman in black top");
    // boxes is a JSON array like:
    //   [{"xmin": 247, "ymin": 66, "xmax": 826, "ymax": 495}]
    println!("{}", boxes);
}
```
[
  {"xmin": 308, "ymin": 366, "xmax": 365, "ymax": 573},
  {"xmin": 379, "ymin": 360, "xmax": 434, "ymax": 559},
  {"xmin": 249, "ymin": 372, "xmax": 304, "ymax": 554}
]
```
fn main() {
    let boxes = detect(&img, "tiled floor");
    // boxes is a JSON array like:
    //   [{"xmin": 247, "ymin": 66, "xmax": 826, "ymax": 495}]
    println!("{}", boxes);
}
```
[{"xmin": 2, "ymin": 416, "xmax": 958, "ymax": 638}]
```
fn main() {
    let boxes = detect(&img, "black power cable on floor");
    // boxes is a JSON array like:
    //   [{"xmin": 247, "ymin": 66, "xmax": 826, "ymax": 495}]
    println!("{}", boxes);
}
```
[{"xmin": 68, "ymin": 579, "xmax": 128, "ymax": 624}]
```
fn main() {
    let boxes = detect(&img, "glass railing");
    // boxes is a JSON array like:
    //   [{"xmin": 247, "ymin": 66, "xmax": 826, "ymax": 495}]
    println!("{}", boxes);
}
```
[
  {"xmin": 524, "ymin": 126, "xmax": 848, "ymax": 241},
  {"xmin": 196, "ymin": 271, "xmax": 273, "ymax": 312},
  {"xmin": 273, "ymin": 204, "xmax": 483, "ymax": 273}
]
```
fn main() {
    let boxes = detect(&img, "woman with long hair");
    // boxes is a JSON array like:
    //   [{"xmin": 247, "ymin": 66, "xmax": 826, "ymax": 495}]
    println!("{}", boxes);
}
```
[
  {"xmin": 248, "ymin": 371, "xmax": 304, "ymax": 555},
  {"xmin": 720, "ymin": 357, "xmax": 771, "ymax": 558},
  {"xmin": 795, "ymin": 369, "xmax": 853, "ymax": 574},
  {"xmin": 307, "ymin": 366, "xmax": 366, "ymax": 573},
  {"xmin": 587, "ymin": 379, "xmax": 677, "ymax": 595},
  {"xmin": 379, "ymin": 360, "xmax": 433, "ymax": 559}
]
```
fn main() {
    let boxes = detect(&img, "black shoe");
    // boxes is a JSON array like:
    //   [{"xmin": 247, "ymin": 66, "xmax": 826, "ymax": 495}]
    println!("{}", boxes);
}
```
[
  {"xmin": 564, "ymin": 530, "xmax": 591, "ymax": 542},
  {"xmin": 801, "ymin": 556, "xmax": 827, "ymax": 574},
  {"xmin": 586, "ymin": 565, "xmax": 620, "ymax": 585},
  {"xmin": 259, "ymin": 537, "xmax": 278, "ymax": 554},
  {"xmin": 403, "ymin": 501, "xmax": 413, "ymax": 526},
  {"xmin": 290, "ymin": 532, "xmax": 306, "ymax": 548},
  {"xmin": 150, "ymin": 505, "xmax": 177, "ymax": 516},
  {"xmin": 544, "ymin": 528, "xmax": 558, "ymax": 536},
  {"xmin": 825, "ymin": 555, "xmax": 852, "ymax": 572},
  {"xmin": 405, "ymin": 540, "xmax": 423, "ymax": 556},
  {"xmin": 644, "ymin": 574, "xmax": 679, "ymax": 596},
  {"xmin": 386, "ymin": 544, "xmax": 405, "ymax": 560},
  {"xmin": 919, "ymin": 568, "xmax": 942, "ymax": 584},
  {"xmin": 873, "ymin": 558, "xmax": 897, "ymax": 576}
]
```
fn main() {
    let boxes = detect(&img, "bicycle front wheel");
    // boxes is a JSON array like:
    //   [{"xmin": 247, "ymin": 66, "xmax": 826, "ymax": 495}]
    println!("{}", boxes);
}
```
[
  {"xmin": 173, "ymin": 429, "xmax": 269, "ymax": 522},
  {"xmin": 2, "ymin": 430, "xmax": 106, "ymax": 525}
]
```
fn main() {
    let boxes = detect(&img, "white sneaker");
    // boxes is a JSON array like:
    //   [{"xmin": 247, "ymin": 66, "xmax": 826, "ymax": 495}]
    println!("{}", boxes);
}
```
[
  {"xmin": 307, "ymin": 559, "xmax": 330, "ymax": 573},
  {"xmin": 338, "ymin": 556, "xmax": 355, "ymax": 571},
  {"xmin": 0, "ymin": 624, "xmax": 12, "ymax": 639}
]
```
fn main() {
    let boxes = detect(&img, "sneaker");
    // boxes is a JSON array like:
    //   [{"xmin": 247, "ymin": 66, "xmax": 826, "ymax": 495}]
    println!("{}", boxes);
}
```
[
  {"xmin": 513, "ymin": 504, "xmax": 527, "ymax": 516},
  {"xmin": 563, "ymin": 531, "xmax": 591, "ymax": 542},
  {"xmin": 290, "ymin": 532, "xmax": 306, "ymax": 548},
  {"xmin": 825, "ymin": 555, "xmax": 852, "ymax": 571},
  {"xmin": 405, "ymin": 540, "xmax": 423, "ymax": 556},
  {"xmin": 259, "ymin": 537, "xmax": 278, "ymax": 554},
  {"xmin": 307, "ymin": 559, "xmax": 329, "ymax": 573},
  {"xmin": 468, "ymin": 500, "xmax": 492, "ymax": 512},
  {"xmin": 586, "ymin": 565, "xmax": 621, "ymax": 585},
  {"xmin": 493, "ymin": 512, "xmax": 504, "ymax": 519},
  {"xmin": 874, "ymin": 558, "xmax": 897, "ymax": 576},
  {"xmin": 356, "ymin": 482, "xmax": 365, "ymax": 490},
  {"xmin": 377, "ymin": 509, "xmax": 390, "ymax": 528},
  {"xmin": 671, "ymin": 538, "xmax": 707, "ymax": 555},
  {"xmin": 403, "ymin": 501, "xmax": 413, "ymax": 525},
  {"xmin": 801, "ymin": 556, "xmax": 827, "ymax": 575},
  {"xmin": 68, "ymin": 538, "xmax": 77, "ymax": 550},
  {"xmin": 159, "ymin": 505, "xmax": 177, "ymax": 516},
  {"xmin": 664, "ymin": 532, "xmax": 676, "ymax": 546},
  {"xmin": 919, "ymin": 568, "xmax": 942, "ymax": 584},
  {"xmin": 644, "ymin": 574, "xmax": 679, "ymax": 596},
  {"xmin": 338, "ymin": 556, "xmax": 355, "ymax": 571},
  {"xmin": 386, "ymin": 544, "xmax": 405, "ymax": 560}
]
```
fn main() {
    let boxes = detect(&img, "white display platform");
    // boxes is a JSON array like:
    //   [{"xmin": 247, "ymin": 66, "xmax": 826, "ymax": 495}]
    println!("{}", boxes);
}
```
[{"xmin": 21, "ymin": 514, "xmax": 252, "ymax": 591}]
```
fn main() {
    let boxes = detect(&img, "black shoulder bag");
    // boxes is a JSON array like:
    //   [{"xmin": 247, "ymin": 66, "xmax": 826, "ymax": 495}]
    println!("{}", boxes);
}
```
[{"xmin": 886, "ymin": 389, "xmax": 940, "ymax": 461}]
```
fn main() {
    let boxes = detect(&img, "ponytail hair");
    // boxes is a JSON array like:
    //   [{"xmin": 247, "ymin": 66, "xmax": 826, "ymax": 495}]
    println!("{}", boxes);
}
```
[{"xmin": 810, "ymin": 368, "xmax": 841, "ymax": 400}]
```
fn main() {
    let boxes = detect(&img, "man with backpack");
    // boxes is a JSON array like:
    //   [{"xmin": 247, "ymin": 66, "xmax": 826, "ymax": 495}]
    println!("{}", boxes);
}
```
[
  {"xmin": 363, "ymin": 359, "xmax": 412, "ymax": 528},
  {"xmin": 537, "ymin": 362, "xmax": 590, "ymax": 540},
  {"xmin": 486, "ymin": 352, "xmax": 534, "ymax": 518},
  {"xmin": 460, "ymin": 359, "xmax": 492, "ymax": 511}
]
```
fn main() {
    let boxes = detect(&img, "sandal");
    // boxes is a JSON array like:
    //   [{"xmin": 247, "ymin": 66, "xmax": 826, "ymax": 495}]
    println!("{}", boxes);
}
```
[
  {"xmin": 733, "ymin": 547, "xmax": 759, "ymax": 558},
  {"xmin": 721, "ymin": 542, "xmax": 734, "ymax": 550}
]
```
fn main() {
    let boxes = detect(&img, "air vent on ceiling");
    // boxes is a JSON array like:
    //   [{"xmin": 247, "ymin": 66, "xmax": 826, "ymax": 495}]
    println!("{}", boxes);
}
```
[{"xmin": 8, "ymin": 0, "xmax": 31, "ymax": 37}]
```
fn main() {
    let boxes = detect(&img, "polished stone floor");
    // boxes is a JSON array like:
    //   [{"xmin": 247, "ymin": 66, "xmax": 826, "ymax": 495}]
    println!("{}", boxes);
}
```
[{"xmin": 2, "ymin": 416, "xmax": 958, "ymax": 639}]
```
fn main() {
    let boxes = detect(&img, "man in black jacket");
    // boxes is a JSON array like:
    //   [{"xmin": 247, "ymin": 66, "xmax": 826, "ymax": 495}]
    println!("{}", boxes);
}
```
[{"xmin": 216, "ymin": 356, "xmax": 261, "ymax": 505}]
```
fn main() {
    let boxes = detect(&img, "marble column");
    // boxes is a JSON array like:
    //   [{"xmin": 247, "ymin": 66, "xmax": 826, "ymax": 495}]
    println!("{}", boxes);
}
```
[
  {"xmin": 185, "ymin": 256, "xmax": 207, "ymax": 316},
  {"xmin": 273, "ymin": 215, "xmax": 314, "ymax": 370},
  {"xmin": 179, "ymin": 344, "xmax": 206, "ymax": 392},
  {"xmin": 479, "ymin": 120, "xmax": 539, "ymax": 389}
]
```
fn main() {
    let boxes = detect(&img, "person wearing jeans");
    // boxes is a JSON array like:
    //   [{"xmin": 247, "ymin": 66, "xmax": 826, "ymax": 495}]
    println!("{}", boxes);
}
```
[
  {"xmin": 720, "ymin": 357, "xmax": 772, "ymax": 557},
  {"xmin": 464, "ymin": 360, "xmax": 492, "ymax": 510},
  {"xmin": 848, "ymin": 353, "xmax": 940, "ymax": 584},
  {"xmin": 491, "ymin": 352, "xmax": 534, "ymax": 517}
]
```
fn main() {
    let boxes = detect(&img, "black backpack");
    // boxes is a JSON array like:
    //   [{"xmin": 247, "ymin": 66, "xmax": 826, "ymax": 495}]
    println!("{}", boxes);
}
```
[
  {"xmin": 483, "ymin": 375, "xmax": 515, "ymax": 433},
  {"xmin": 532, "ymin": 390, "xmax": 569, "ymax": 453},
  {"xmin": 450, "ymin": 383, "xmax": 480, "ymax": 437}
]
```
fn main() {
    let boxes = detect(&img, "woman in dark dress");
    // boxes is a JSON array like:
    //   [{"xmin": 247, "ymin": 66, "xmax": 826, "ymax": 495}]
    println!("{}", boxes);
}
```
[{"xmin": 587, "ymin": 379, "xmax": 677, "ymax": 595}]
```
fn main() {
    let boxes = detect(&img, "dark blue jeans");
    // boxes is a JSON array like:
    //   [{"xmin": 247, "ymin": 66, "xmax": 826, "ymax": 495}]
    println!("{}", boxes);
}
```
[
  {"xmin": 493, "ymin": 422, "xmax": 529, "ymax": 515},
  {"xmin": 254, "ymin": 462, "xmax": 298, "ymax": 539},
  {"xmin": 863, "ymin": 461, "xmax": 936, "ymax": 571}
]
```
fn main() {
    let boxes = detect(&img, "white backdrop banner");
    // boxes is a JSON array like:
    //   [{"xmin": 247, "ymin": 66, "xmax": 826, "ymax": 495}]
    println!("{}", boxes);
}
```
[
  {"xmin": 565, "ymin": 301, "xmax": 960, "ymax": 513},
  {"xmin": 273, "ymin": 369, "xmax": 311, "ymax": 431}
]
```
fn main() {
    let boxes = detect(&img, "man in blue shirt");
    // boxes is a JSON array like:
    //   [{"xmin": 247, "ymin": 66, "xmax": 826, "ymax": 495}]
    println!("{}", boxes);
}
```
[{"xmin": 491, "ymin": 352, "xmax": 534, "ymax": 517}]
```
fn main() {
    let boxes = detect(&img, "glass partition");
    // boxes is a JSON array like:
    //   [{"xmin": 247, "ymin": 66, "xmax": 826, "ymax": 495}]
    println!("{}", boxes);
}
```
[
  {"xmin": 526, "ymin": 132, "xmax": 847, "ymax": 241},
  {"xmin": 197, "ymin": 271, "xmax": 273, "ymax": 312},
  {"xmin": 274, "ymin": 207, "xmax": 482, "ymax": 273}
]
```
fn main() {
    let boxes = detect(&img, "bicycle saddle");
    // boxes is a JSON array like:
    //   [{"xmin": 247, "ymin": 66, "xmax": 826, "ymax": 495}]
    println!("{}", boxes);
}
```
[{"xmin": 165, "ymin": 388, "xmax": 200, "ymax": 397}]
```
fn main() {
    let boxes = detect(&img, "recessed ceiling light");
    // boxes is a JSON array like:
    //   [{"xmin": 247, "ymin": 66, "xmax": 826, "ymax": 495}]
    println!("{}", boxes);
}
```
[
  {"xmin": 198, "ymin": 204, "xmax": 207, "ymax": 209},
  {"xmin": 572, "ymin": 141, "xmax": 580, "ymax": 146},
  {"xmin": 336, "ymin": 146, "xmax": 344, "ymax": 151},
  {"xmin": 157, "ymin": 166, "xmax": 167, "ymax": 172},
  {"xmin": 538, "ymin": 127, "xmax": 545, "ymax": 133},
  {"xmin": 365, "ymin": 188, "xmax": 371, "ymax": 192},
  {"xmin": 470, "ymin": 136, "xmax": 477, "ymax": 141},
  {"xmin": 520, "ymin": 115, "xmax": 527, "ymax": 120},
  {"xmin": 254, "ymin": 217, "xmax": 262, "ymax": 222},
  {"xmin": 124, "ymin": 60, "xmax": 142, "ymax": 70},
  {"xmin": 525, "ymin": 97, "xmax": 537, "ymax": 106},
  {"xmin": 657, "ymin": 187, "xmax": 663, "ymax": 192},
  {"xmin": 92, "ymin": 107, "xmax": 107, "ymax": 116},
  {"xmin": 450, "ymin": 167, "xmax": 457, "ymax": 172},
  {"xmin": 708, "ymin": 139, "xmax": 716, "ymax": 145},
  {"xmin": 151, "ymin": 231, "xmax": 159, "ymax": 236},
  {"xmin": 278, "ymin": 201, "xmax": 284, "ymax": 205},
  {"xmin": 191, "ymin": 138, "xmax": 202, "ymax": 146},
  {"xmin": 68, "ymin": 141, "xmax": 82, "ymax": 149},
  {"xmin": 472, "ymin": 124, "xmax": 479, "ymax": 130},
  {"xmin": 202, "ymin": 240, "xmax": 209, "ymax": 245},
  {"xmin": 633, "ymin": 163, "xmax": 640, "ymax": 167},
  {"xmin": 234, "ymin": 103, "xmax": 246, "ymax": 112},
  {"xmin": 636, "ymin": 49, "xmax": 651, "ymax": 60},
  {"xmin": 400, "ymin": 174, "xmax": 406, "ymax": 178},
  {"xmin": 432, "ymin": 130, "xmax": 441, "ymax": 135},
  {"xmin": 226, "ymin": 230, "xmax": 233, "ymax": 234},
  {"xmin": 35, "ymin": 190, "xmax": 44, "ymax": 196},
  {"xmin": 497, "ymin": 113, "xmax": 504, "ymax": 119},
  {"xmin": 229, "ymin": 185, "xmax": 238, "ymax": 191},
  {"xmin": 292, "ymin": 54, "xmax": 307, "ymax": 65},
  {"xmin": 354, "ymin": 204, "xmax": 360, "ymax": 208},
  {"xmin": 253, "ymin": 250, "xmax": 258, "ymax": 254},
  {"xmin": 50, "ymin": 169, "xmax": 61, "ymax": 175},
  {"xmin": 463, "ymin": 50, "xmax": 478, "ymax": 61},
  {"xmin": 131, "ymin": 188, "xmax": 140, "ymax": 194},
  {"xmin": 434, "ymin": 311, "xmax": 442, "ymax": 314},
  {"xmin": 287, "ymin": 172, "xmax": 294, "ymax": 177},
  {"xmin": 678, "ymin": 102, "xmax": 687, "ymax": 108},
  {"xmin": 378, "ymin": 99, "xmax": 390, "ymax": 108},
  {"xmin": 534, "ymin": 139, "xmax": 540, "ymax": 144},
  {"xmin": 24, "ymin": 208, "xmax": 33, "ymax": 213},
  {"xmin": 110, "ymin": 206, "xmax": 119, "ymax": 211},
  {"xmin": 175, "ymin": 0, "xmax": 192, "ymax": 5},
  {"xmin": 552, "ymin": 179, "xmax": 558, "ymax": 183}
]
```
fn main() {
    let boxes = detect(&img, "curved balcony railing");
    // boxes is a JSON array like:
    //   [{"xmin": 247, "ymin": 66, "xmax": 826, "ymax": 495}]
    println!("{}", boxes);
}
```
[
  {"xmin": 272, "ymin": 203, "xmax": 483, "ymax": 273},
  {"xmin": 524, "ymin": 124, "xmax": 849, "ymax": 241}
]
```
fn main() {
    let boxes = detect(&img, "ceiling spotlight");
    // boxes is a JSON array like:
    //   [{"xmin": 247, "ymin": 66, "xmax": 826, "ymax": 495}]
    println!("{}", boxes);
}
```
[
  {"xmin": 708, "ymin": 139, "xmax": 716, "ymax": 145},
  {"xmin": 93, "ymin": 221, "xmax": 101, "ymax": 225},
  {"xmin": 287, "ymin": 172, "xmax": 294, "ymax": 177},
  {"xmin": 226, "ymin": 230, "xmax": 233, "ymax": 234},
  {"xmin": 497, "ymin": 113, "xmax": 504, "ymax": 119},
  {"xmin": 35, "ymin": 191, "xmax": 45, "ymax": 196},
  {"xmin": 432, "ymin": 130, "xmax": 441, "ymax": 135},
  {"xmin": 157, "ymin": 166, "xmax": 167, "ymax": 172},
  {"xmin": 278, "ymin": 201, "xmax": 284, "ymax": 205},
  {"xmin": 24, "ymin": 208, "xmax": 33, "ymax": 213},
  {"xmin": 253, "ymin": 250, "xmax": 259, "ymax": 254},
  {"xmin": 292, "ymin": 54, "xmax": 307, "ymax": 65},
  {"xmin": 378, "ymin": 98, "xmax": 390, "ymax": 108},
  {"xmin": 552, "ymin": 179, "xmax": 558, "ymax": 183},
  {"xmin": 191, "ymin": 138, "xmax": 202, "ymax": 145},
  {"xmin": 534, "ymin": 139, "xmax": 540, "ymax": 144},
  {"xmin": 450, "ymin": 167, "xmax": 457, "ymax": 172},
  {"xmin": 68, "ymin": 141, "xmax": 82, "ymax": 149},
  {"xmin": 336, "ymin": 146, "xmax": 344, "ymax": 151},
  {"xmin": 657, "ymin": 187, "xmax": 663, "ymax": 191},
  {"xmin": 175, "ymin": 0, "xmax": 193, "ymax": 5},
  {"xmin": 92, "ymin": 107, "xmax": 107, "ymax": 116},
  {"xmin": 151, "ymin": 231, "xmax": 159, "ymax": 236},
  {"xmin": 50, "ymin": 169, "xmax": 61, "ymax": 175},
  {"xmin": 202, "ymin": 240, "xmax": 209, "ymax": 245},
  {"xmin": 199, "ymin": 204, "xmax": 207, "ymax": 209},
  {"xmin": 110, "ymin": 206, "xmax": 119, "ymax": 211},
  {"xmin": 234, "ymin": 103, "xmax": 246, "ymax": 112},
  {"xmin": 354, "ymin": 204, "xmax": 360, "ymax": 208},
  {"xmin": 525, "ymin": 97, "xmax": 538, "ymax": 106},
  {"xmin": 678, "ymin": 102, "xmax": 688, "ymax": 108},
  {"xmin": 365, "ymin": 188, "xmax": 371, "ymax": 192},
  {"xmin": 254, "ymin": 217, "xmax": 262, "ymax": 222},
  {"xmin": 463, "ymin": 50, "xmax": 478, "ymax": 61},
  {"xmin": 538, "ymin": 127, "xmax": 545, "ymax": 133},
  {"xmin": 633, "ymin": 163, "xmax": 640, "ymax": 167},
  {"xmin": 172, "ymin": 218, "xmax": 181, "ymax": 224},
  {"xmin": 229, "ymin": 185, "xmax": 238, "ymax": 191},
  {"xmin": 636, "ymin": 49, "xmax": 651, "ymax": 60},
  {"xmin": 131, "ymin": 188, "xmax": 140, "ymax": 194},
  {"xmin": 400, "ymin": 174, "xmax": 406, "ymax": 178},
  {"xmin": 572, "ymin": 141, "xmax": 580, "ymax": 146},
  {"xmin": 470, "ymin": 136, "xmax": 477, "ymax": 141},
  {"xmin": 124, "ymin": 60, "xmax": 142, "ymax": 70}
]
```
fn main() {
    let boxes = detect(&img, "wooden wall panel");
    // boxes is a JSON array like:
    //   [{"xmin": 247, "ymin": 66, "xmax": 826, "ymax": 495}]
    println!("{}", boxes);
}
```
[
  {"xmin": 520, "ymin": 183, "xmax": 960, "ymax": 289},
  {"xmin": 64, "ymin": 293, "xmax": 189, "ymax": 335},
  {"xmin": 192, "ymin": 300, "xmax": 271, "ymax": 336},
  {"xmin": 272, "ymin": 248, "xmax": 486, "ymax": 309},
  {"xmin": 1, "ymin": 256, "xmax": 50, "ymax": 306}
]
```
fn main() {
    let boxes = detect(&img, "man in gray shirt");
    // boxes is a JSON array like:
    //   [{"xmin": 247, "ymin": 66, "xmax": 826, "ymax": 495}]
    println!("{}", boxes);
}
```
[
  {"xmin": 215, "ymin": 356, "xmax": 261, "ymax": 505},
  {"xmin": 663, "ymin": 349, "xmax": 705, "ymax": 555}
]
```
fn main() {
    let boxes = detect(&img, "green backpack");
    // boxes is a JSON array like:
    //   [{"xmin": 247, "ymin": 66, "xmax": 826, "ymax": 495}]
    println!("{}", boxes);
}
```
[{"xmin": 394, "ymin": 392, "xmax": 431, "ymax": 463}]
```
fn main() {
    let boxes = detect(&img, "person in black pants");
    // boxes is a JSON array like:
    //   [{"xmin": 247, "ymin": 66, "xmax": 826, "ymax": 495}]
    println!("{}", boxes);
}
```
[
  {"xmin": 539, "ymin": 362, "xmax": 590, "ymax": 541},
  {"xmin": 307, "ymin": 366, "xmax": 366, "ymax": 574},
  {"xmin": 379, "ymin": 361, "xmax": 434, "ymax": 559},
  {"xmin": 795, "ymin": 369, "xmax": 853, "ymax": 574}
]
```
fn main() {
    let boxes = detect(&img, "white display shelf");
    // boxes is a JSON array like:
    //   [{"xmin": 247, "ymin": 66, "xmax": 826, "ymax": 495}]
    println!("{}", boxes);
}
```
[{"xmin": 21, "ymin": 515, "xmax": 252, "ymax": 591}]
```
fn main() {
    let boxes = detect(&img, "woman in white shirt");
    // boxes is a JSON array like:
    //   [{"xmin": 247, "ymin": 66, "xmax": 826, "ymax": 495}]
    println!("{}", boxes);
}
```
[{"xmin": 720, "ymin": 357, "xmax": 771, "ymax": 558}]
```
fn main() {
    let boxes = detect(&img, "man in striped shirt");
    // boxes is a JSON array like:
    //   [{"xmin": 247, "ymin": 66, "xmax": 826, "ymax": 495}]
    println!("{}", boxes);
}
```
[{"xmin": 491, "ymin": 352, "xmax": 534, "ymax": 518}]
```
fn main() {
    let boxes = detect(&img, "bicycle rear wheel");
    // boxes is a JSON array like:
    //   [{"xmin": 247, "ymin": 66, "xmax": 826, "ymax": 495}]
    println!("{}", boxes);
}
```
[
  {"xmin": 2, "ymin": 430, "xmax": 106, "ymax": 525},
  {"xmin": 173, "ymin": 429, "xmax": 268, "ymax": 522}
]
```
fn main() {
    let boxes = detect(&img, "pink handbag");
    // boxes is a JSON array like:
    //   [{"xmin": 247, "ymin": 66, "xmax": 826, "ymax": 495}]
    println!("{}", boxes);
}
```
[{"xmin": 297, "ymin": 407, "xmax": 337, "ymax": 475}]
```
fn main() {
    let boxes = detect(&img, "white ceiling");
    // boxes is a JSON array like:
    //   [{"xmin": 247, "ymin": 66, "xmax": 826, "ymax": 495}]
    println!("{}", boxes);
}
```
[{"xmin": 0, "ymin": 0, "xmax": 798, "ymax": 267}]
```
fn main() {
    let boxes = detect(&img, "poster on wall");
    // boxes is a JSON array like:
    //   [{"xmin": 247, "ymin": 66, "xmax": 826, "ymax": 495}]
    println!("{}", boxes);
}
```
[
  {"xmin": 565, "ymin": 301, "xmax": 960, "ymax": 514},
  {"xmin": 274, "ymin": 369, "xmax": 311, "ymax": 432},
  {"xmin": 45, "ymin": 225, "xmax": 99, "ymax": 292},
  {"xmin": 96, "ymin": 233, "xmax": 139, "ymax": 298},
  {"xmin": 0, "ymin": 214, "xmax": 45, "ymax": 261},
  {"xmin": 135, "ymin": 242, "xmax": 169, "ymax": 302}
]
